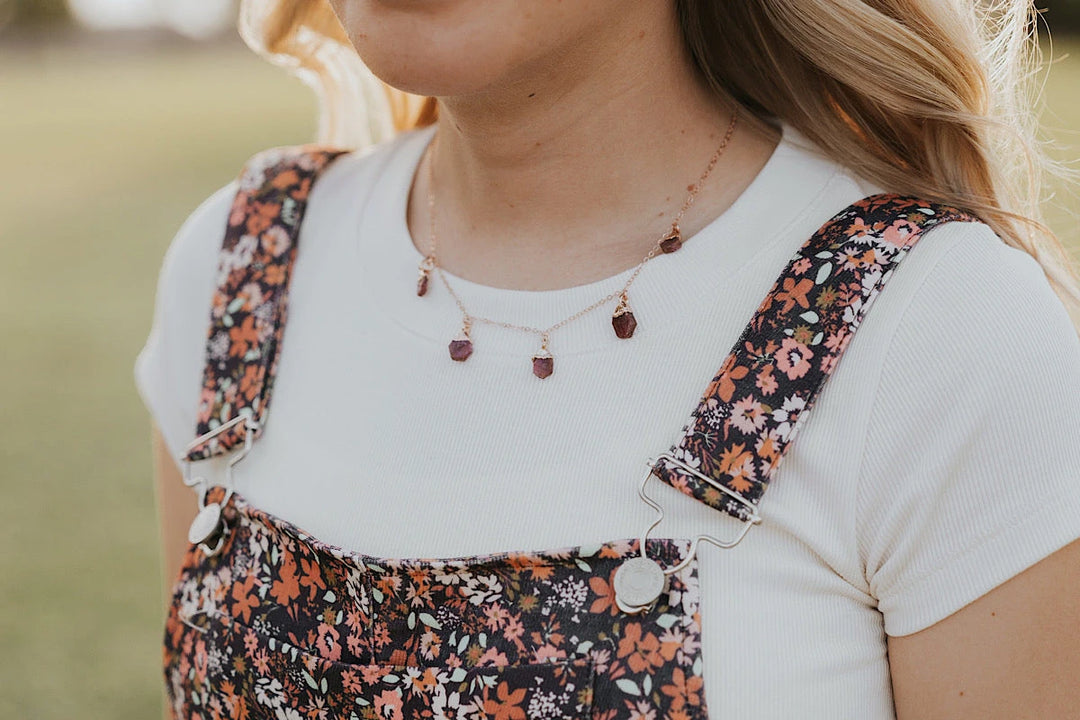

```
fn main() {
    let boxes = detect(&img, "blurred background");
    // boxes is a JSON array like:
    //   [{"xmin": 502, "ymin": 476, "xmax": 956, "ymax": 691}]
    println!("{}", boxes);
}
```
[{"xmin": 0, "ymin": 1, "xmax": 1077, "ymax": 718}]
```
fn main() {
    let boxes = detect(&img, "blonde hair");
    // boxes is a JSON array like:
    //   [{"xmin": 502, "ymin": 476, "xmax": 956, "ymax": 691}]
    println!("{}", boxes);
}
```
[{"xmin": 237, "ymin": 0, "xmax": 1080, "ymax": 331}]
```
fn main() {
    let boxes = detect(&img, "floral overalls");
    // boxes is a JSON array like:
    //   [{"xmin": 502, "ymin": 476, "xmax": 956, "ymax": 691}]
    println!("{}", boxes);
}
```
[{"xmin": 164, "ymin": 144, "xmax": 974, "ymax": 720}]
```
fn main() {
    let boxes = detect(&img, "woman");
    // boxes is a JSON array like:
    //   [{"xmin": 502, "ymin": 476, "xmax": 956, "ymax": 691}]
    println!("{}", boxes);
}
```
[{"xmin": 135, "ymin": 1, "xmax": 1080, "ymax": 718}]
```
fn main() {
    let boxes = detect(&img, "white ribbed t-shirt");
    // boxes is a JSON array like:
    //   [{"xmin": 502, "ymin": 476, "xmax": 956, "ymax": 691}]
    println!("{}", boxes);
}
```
[{"xmin": 134, "ymin": 122, "xmax": 1080, "ymax": 718}]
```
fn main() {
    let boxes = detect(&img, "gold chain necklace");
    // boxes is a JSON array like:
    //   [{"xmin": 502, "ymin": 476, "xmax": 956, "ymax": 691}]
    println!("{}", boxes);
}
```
[{"xmin": 416, "ymin": 112, "xmax": 738, "ymax": 379}]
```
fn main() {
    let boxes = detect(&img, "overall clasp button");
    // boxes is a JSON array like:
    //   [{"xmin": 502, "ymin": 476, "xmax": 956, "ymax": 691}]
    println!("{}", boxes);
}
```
[
  {"xmin": 614, "ymin": 456, "xmax": 761, "ymax": 614},
  {"xmin": 180, "ymin": 413, "xmax": 258, "ymax": 556}
]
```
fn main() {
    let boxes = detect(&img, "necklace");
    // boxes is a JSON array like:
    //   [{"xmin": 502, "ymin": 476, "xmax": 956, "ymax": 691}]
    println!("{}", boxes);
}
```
[{"xmin": 416, "ymin": 112, "xmax": 738, "ymax": 379}]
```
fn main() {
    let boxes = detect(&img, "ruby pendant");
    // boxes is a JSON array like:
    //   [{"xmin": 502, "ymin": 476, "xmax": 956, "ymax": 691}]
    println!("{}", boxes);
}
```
[
  {"xmin": 612, "ymin": 293, "xmax": 637, "ymax": 339},
  {"xmin": 659, "ymin": 227, "xmax": 683, "ymax": 254},
  {"xmin": 417, "ymin": 256, "xmax": 435, "ymax": 297},
  {"xmin": 448, "ymin": 323, "xmax": 473, "ymax": 362},
  {"xmin": 449, "ymin": 338, "xmax": 473, "ymax": 361},
  {"xmin": 532, "ymin": 353, "xmax": 554, "ymax": 379}
]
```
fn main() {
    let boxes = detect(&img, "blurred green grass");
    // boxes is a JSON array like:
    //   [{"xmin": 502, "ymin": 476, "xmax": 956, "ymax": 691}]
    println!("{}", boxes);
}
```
[{"xmin": 0, "ymin": 34, "xmax": 1077, "ymax": 720}]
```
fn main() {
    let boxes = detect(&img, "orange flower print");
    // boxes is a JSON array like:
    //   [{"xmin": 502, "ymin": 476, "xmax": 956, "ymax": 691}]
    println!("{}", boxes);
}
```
[
  {"xmin": 774, "ymin": 276, "xmax": 814, "ymax": 314},
  {"xmin": 616, "ymin": 623, "xmax": 668, "ymax": 674},
  {"xmin": 230, "ymin": 574, "xmax": 259, "ymax": 624},
  {"xmin": 483, "ymin": 681, "xmax": 527, "ymax": 720},
  {"xmin": 660, "ymin": 667, "xmax": 703, "ymax": 711},
  {"xmin": 269, "ymin": 167, "xmax": 300, "ymax": 189},
  {"xmin": 263, "ymin": 263, "xmax": 286, "ymax": 286},
  {"xmin": 710, "ymin": 354, "xmax": 750, "ymax": 403},
  {"xmin": 844, "ymin": 216, "xmax": 872, "ymax": 237},
  {"xmin": 244, "ymin": 199, "xmax": 280, "ymax": 236},
  {"xmin": 228, "ymin": 315, "xmax": 260, "ymax": 359},
  {"xmin": 589, "ymin": 570, "xmax": 621, "ymax": 616},
  {"xmin": 717, "ymin": 443, "xmax": 756, "ymax": 494},
  {"xmin": 775, "ymin": 337, "xmax": 813, "ymax": 380},
  {"xmin": 238, "ymin": 364, "xmax": 261, "ymax": 400}
]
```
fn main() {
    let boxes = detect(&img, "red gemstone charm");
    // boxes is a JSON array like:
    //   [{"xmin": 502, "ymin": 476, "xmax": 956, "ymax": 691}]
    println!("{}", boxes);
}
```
[
  {"xmin": 612, "ymin": 293, "xmax": 637, "ymax": 339},
  {"xmin": 532, "ymin": 354, "xmax": 554, "ymax": 379},
  {"xmin": 659, "ymin": 229, "xmax": 683, "ymax": 254},
  {"xmin": 417, "ymin": 256, "xmax": 435, "ymax": 297},
  {"xmin": 449, "ymin": 336, "xmax": 473, "ymax": 361}
]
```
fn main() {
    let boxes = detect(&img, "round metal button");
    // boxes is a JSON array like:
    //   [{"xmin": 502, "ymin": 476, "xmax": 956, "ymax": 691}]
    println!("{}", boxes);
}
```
[
  {"xmin": 613, "ymin": 556, "xmax": 666, "ymax": 613},
  {"xmin": 188, "ymin": 502, "xmax": 223, "ymax": 545}
]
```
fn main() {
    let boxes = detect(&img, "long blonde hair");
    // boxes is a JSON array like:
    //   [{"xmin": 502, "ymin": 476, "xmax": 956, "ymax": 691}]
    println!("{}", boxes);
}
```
[{"xmin": 237, "ymin": 0, "xmax": 1080, "ymax": 331}]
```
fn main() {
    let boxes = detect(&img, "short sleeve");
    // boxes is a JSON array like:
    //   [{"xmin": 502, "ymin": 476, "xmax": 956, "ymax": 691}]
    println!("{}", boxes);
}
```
[
  {"xmin": 856, "ymin": 220, "xmax": 1080, "ymax": 637},
  {"xmin": 133, "ymin": 180, "xmax": 239, "ymax": 461}
]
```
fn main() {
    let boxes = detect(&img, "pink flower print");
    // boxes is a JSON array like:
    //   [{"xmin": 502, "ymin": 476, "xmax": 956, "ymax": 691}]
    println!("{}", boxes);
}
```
[
  {"xmin": 476, "ymin": 646, "xmax": 509, "ymax": 667},
  {"xmin": 227, "ymin": 191, "xmax": 252, "ymax": 225},
  {"xmin": 373, "ymin": 689, "xmax": 404, "ymax": 720},
  {"xmin": 791, "ymin": 256, "xmax": 812, "ymax": 275},
  {"xmin": 882, "ymin": 218, "xmax": 920, "ymax": 248},
  {"xmin": 261, "ymin": 225, "xmax": 291, "ymax": 257},
  {"xmin": 821, "ymin": 331, "xmax": 853, "ymax": 373},
  {"xmin": 315, "ymin": 621, "xmax": 341, "ymax": 661},
  {"xmin": 532, "ymin": 644, "xmax": 567, "ymax": 664},
  {"xmin": 755, "ymin": 365, "xmax": 779, "ymax": 396},
  {"xmin": 731, "ymin": 395, "xmax": 767, "ymax": 435},
  {"xmin": 776, "ymin": 337, "xmax": 813, "ymax": 380}
]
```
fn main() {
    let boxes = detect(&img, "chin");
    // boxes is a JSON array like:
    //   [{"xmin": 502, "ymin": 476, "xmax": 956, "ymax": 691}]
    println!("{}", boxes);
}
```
[{"xmin": 329, "ymin": 0, "xmax": 625, "ymax": 98}]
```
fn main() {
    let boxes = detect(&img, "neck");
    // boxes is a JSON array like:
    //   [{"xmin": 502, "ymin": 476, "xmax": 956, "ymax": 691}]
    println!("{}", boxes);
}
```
[{"xmin": 409, "ymin": 6, "xmax": 780, "ymax": 291}]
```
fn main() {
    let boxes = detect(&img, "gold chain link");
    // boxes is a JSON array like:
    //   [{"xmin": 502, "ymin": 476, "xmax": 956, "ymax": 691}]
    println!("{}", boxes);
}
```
[{"xmin": 424, "ymin": 111, "xmax": 739, "ymax": 349}]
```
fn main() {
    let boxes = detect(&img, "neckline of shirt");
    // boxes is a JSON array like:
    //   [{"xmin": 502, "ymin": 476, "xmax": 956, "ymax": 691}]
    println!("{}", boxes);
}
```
[{"xmin": 353, "ymin": 120, "xmax": 842, "ymax": 358}]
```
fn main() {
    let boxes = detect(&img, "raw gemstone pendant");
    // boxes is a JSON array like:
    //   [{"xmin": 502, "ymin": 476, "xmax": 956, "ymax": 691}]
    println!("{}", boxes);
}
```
[
  {"xmin": 532, "ymin": 353, "xmax": 554, "ymax": 379},
  {"xmin": 417, "ymin": 255, "xmax": 435, "ymax": 297},
  {"xmin": 659, "ymin": 226, "xmax": 683, "ymax": 254},
  {"xmin": 612, "ymin": 293, "xmax": 638, "ymax": 339},
  {"xmin": 448, "ymin": 322, "xmax": 473, "ymax": 361}
]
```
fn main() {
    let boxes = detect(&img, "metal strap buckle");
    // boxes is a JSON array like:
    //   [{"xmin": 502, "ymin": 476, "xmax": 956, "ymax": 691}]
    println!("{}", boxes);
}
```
[
  {"xmin": 180, "ymin": 414, "xmax": 258, "ymax": 557},
  {"xmin": 612, "ymin": 455, "xmax": 762, "ymax": 614}
]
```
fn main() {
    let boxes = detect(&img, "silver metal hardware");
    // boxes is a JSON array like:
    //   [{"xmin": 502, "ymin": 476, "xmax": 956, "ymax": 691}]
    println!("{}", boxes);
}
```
[
  {"xmin": 179, "ymin": 414, "xmax": 259, "ymax": 557},
  {"xmin": 613, "ymin": 556, "xmax": 667, "ymax": 614},
  {"xmin": 613, "ymin": 456, "xmax": 762, "ymax": 614},
  {"xmin": 187, "ymin": 503, "xmax": 223, "ymax": 545}
]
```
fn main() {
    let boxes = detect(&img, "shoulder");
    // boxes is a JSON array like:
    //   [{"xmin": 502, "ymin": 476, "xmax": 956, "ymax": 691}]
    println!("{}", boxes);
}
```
[
  {"xmin": 154, "ymin": 129, "xmax": 427, "ymax": 306},
  {"xmin": 133, "ymin": 130, "xmax": 429, "ymax": 458},
  {"xmin": 851, "ymin": 216, "xmax": 1080, "ymax": 635}
]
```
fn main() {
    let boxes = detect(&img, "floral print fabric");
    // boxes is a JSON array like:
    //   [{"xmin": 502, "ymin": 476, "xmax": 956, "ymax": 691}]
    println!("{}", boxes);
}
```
[
  {"xmin": 653, "ymin": 195, "xmax": 975, "ymax": 522},
  {"xmin": 170, "ymin": 147, "xmax": 977, "ymax": 719},
  {"xmin": 185, "ymin": 145, "xmax": 350, "ymax": 462},
  {"xmin": 165, "ymin": 492, "xmax": 707, "ymax": 720}
]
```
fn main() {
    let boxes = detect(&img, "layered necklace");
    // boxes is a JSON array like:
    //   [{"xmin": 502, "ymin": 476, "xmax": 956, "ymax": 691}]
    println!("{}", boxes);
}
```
[{"xmin": 416, "ymin": 112, "xmax": 738, "ymax": 379}]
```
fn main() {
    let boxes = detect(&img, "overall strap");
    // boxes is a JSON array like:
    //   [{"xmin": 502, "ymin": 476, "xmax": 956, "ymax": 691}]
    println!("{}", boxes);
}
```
[
  {"xmin": 184, "ymin": 145, "xmax": 350, "ymax": 463},
  {"xmin": 651, "ymin": 194, "xmax": 979, "ymax": 522}
]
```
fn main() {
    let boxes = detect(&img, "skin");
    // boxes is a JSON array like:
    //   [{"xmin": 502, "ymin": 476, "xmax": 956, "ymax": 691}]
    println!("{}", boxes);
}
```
[{"xmin": 155, "ymin": 1, "xmax": 1080, "ymax": 717}]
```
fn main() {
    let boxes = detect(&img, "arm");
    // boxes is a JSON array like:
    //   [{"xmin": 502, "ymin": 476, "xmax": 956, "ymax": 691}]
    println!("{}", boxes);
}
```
[
  {"xmin": 153, "ymin": 422, "xmax": 196, "ymax": 720},
  {"xmin": 153, "ymin": 421, "xmax": 197, "ymax": 607},
  {"xmin": 889, "ymin": 536, "xmax": 1080, "ymax": 719}
]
